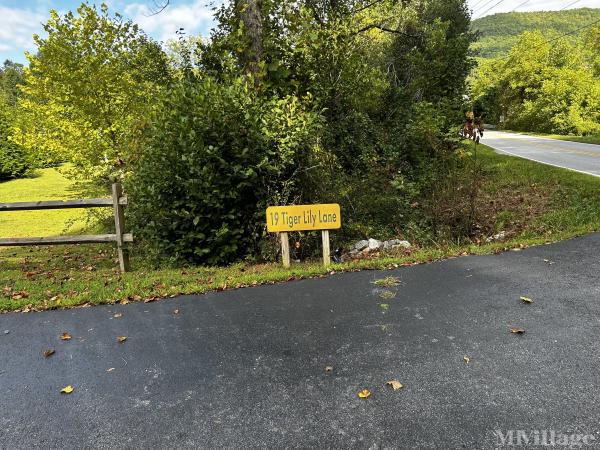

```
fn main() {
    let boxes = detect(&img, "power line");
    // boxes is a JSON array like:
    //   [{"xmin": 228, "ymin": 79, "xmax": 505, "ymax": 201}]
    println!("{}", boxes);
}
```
[
  {"xmin": 559, "ymin": 0, "xmax": 585, "ymax": 11},
  {"xmin": 473, "ymin": 0, "xmax": 496, "ymax": 14},
  {"xmin": 512, "ymin": 0, "xmax": 531, "ymax": 12},
  {"xmin": 477, "ymin": 0, "xmax": 509, "ymax": 18},
  {"xmin": 471, "ymin": 0, "xmax": 488, "ymax": 9}
]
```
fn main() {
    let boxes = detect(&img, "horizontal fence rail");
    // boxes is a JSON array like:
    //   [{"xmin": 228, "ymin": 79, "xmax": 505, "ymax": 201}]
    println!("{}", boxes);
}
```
[
  {"xmin": 0, "ymin": 197, "xmax": 127, "ymax": 211},
  {"xmin": 0, "ymin": 183, "xmax": 132, "ymax": 272},
  {"xmin": 0, "ymin": 234, "xmax": 134, "ymax": 246}
]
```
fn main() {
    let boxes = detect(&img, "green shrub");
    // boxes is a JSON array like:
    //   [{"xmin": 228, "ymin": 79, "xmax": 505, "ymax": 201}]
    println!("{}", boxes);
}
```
[
  {"xmin": 127, "ymin": 74, "xmax": 322, "ymax": 265},
  {"xmin": 0, "ymin": 104, "xmax": 30, "ymax": 180}
]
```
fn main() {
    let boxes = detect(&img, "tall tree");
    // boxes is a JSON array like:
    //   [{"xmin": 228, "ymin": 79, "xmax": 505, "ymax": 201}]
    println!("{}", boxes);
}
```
[{"xmin": 15, "ymin": 3, "xmax": 170, "ymax": 192}]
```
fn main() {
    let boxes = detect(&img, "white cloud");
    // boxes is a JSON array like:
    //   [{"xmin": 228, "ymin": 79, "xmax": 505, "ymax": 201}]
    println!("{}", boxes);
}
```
[
  {"xmin": 0, "ymin": 6, "xmax": 49, "ymax": 58},
  {"xmin": 124, "ymin": 0, "xmax": 221, "ymax": 43},
  {"xmin": 0, "ymin": 0, "xmax": 222, "ymax": 63}
]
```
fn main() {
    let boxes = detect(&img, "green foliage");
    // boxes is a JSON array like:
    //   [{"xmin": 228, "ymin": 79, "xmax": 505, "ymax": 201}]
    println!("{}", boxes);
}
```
[
  {"xmin": 127, "ymin": 74, "xmax": 322, "ymax": 265},
  {"xmin": 0, "ymin": 102, "xmax": 30, "ymax": 180},
  {"xmin": 0, "ymin": 61, "xmax": 31, "ymax": 180},
  {"xmin": 471, "ymin": 30, "xmax": 600, "ymax": 136},
  {"xmin": 0, "ymin": 60, "xmax": 24, "ymax": 107},
  {"xmin": 6, "ymin": 0, "xmax": 478, "ymax": 266},
  {"xmin": 15, "ymin": 3, "xmax": 170, "ymax": 193},
  {"xmin": 471, "ymin": 8, "xmax": 600, "ymax": 59}
]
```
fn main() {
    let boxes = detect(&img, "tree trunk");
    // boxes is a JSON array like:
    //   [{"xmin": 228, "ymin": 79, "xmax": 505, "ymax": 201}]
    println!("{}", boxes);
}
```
[{"xmin": 235, "ymin": 0, "xmax": 263, "ymax": 81}]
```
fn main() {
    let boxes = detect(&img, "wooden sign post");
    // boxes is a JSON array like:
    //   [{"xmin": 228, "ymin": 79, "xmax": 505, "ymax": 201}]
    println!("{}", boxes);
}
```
[{"xmin": 266, "ymin": 204, "xmax": 341, "ymax": 268}]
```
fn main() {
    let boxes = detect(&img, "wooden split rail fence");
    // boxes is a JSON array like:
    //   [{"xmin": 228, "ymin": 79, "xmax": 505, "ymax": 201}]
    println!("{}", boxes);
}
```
[{"xmin": 0, "ymin": 183, "xmax": 132, "ymax": 272}]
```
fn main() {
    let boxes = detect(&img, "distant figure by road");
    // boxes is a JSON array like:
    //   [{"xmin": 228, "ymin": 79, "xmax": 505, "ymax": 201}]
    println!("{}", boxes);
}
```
[{"xmin": 460, "ymin": 112, "xmax": 485, "ymax": 143}]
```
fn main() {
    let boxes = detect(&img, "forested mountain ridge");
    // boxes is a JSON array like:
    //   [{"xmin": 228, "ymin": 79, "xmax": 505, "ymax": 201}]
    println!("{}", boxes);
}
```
[{"xmin": 471, "ymin": 7, "xmax": 600, "ymax": 58}]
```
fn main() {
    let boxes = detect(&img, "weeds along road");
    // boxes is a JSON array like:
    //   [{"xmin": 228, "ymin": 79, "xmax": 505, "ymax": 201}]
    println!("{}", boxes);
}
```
[
  {"xmin": 483, "ymin": 130, "xmax": 600, "ymax": 177},
  {"xmin": 2, "ymin": 234, "xmax": 600, "ymax": 448}
]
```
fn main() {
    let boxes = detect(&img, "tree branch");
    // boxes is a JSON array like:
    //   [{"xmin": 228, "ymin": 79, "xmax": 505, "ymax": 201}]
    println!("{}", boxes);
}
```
[{"xmin": 354, "ymin": 23, "xmax": 417, "ymax": 38}]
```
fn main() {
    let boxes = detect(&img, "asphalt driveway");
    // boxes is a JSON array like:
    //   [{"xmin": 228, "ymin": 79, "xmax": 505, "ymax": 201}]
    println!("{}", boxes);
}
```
[
  {"xmin": 2, "ymin": 234, "xmax": 600, "ymax": 449},
  {"xmin": 484, "ymin": 131, "xmax": 600, "ymax": 177}
]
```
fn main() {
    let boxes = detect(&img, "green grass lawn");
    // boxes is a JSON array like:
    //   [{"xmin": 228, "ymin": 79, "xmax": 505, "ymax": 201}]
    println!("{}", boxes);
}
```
[
  {"xmin": 0, "ymin": 167, "xmax": 86, "ymax": 238},
  {"xmin": 2, "ymin": 146, "xmax": 600, "ymax": 313}
]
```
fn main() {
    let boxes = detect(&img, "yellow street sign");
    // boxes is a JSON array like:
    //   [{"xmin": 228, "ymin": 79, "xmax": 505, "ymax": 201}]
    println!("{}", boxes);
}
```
[{"xmin": 266, "ymin": 204, "xmax": 341, "ymax": 232}]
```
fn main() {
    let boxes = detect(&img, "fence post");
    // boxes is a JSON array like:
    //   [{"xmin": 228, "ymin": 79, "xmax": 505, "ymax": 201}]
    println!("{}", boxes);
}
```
[
  {"xmin": 322, "ymin": 230, "xmax": 331, "ymax": 267},
  {"xmin": 280, "ymin": 232, "xmax": 290, "ymax": 268},
  {"xmin": 111, "ymin": 183, "xmax": 129, "ymax": 273}
]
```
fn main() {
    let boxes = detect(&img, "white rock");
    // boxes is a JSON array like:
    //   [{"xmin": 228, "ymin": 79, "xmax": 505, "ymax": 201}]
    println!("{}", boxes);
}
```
[
  {"xmin": 486, "ymin": 231, "xmax": 506, "ymax": 243},
  {"xmin": 368, "ymin": 238, "xmax": 382, "ymax": 250},
  {"xmin": 391, "ymin": 240, "xmax": 411, "ymax": 249},
  {"xmin": 354, "ymin": 240, "xmax": 369, "ymax": 251}
]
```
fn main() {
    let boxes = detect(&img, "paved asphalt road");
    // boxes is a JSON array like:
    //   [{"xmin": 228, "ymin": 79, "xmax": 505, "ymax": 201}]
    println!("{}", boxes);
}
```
[
  {"xmin": 483, "ymin": 131, "xmax": 600, "ymax": 177},
  {"xmin": 3, "ymin": 235, "xmax": 600, "ymax": 449}
]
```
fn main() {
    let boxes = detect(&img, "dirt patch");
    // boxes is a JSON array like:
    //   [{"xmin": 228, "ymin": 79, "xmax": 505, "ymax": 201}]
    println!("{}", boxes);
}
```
[{"xmin": 475, "ymin": 182, "xmax": 557, "ymax": 238}]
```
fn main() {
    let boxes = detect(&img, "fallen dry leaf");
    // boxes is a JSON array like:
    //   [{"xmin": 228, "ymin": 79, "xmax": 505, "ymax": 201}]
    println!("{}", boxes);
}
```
[
  {"xmin": 60, "ymin": 385, "xmax": 74, "ymax": 394},
  {"xmin": 113, "ymin": 313, "xmax": 123, "ymax": 318},
  {"xmin": 464, "ymin": 355, "xmax": 470, "ymax": 364},
  {"xmin": 11, "ymin": 291, "xmax": 29, "ymax": 300},
  {"xmin": 173, "ymin": 309, "xmax": 180, "ymax": 315},
  {"xmin": 324, "ymin": 365, "xmax": 333, "ymax": 374},
  {"xmin": 386, "ymin": 380, "xmax": 403, "ymax": 391},
  {"xmin": 106, "ymin": 368, "xmax": 115, "ymax": 372},
  {"xmin": 117, "ymin": 336, "xmax": 127, "ymax": 343},
  {"xmin": 60, "ymin": 332, "xmax": 72, "ymax": 341},
  {"xmin": 358, "ymin": 389, "xmax": 372, "ymax": 398},
  {"xmin": 520, "ymin": 296, "xmax": 534, "ymax": 304},
  {"xmin": 120, "ymin": 299, "xmax": 130, "ymax": 305},
  {"xmin": 510, "ymin": 327, "xmax": 525, "ymax": 334},
  {"xmin": 43, "ymin": 349, "xmax": 55, "ymax": 358}
]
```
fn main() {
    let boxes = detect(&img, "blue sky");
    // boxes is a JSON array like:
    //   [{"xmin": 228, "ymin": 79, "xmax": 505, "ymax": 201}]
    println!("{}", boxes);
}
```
[{"xmin": 1, "ymin": 0, "xmax": 599, "ymax": 65}]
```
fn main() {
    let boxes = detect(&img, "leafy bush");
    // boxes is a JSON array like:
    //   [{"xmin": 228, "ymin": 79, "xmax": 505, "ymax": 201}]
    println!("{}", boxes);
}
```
[
  {"xmin": 0, "ymin": 104, "xmax": 30, "ymax": 180},
  {"xmin": 127, "ymin": 74, "xmax": 322, "ymax": 265}
]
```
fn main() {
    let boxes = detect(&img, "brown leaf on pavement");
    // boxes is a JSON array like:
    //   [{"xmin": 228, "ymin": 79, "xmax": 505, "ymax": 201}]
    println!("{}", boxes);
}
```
[
  {"xmin": 510, "ymin": 327, "xmax": 525, "ymax": 334},
  {"xmin": 60, "ymin": 332, "xmax": 72, "ymax": 341},
  {"xmin": 43, "ymin": 349, "xmax": 55, "ymax": 358},
  {"xmin": 386, "ymin": 380, "xmax": 404, "ymax": 391},
  {"xmin": 117, "ymin": 336, "xmax": 127, "ymax": 343},
  {"xmin": 520, "ymin": 296, "xmax": 534, "ymax": 304}
]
